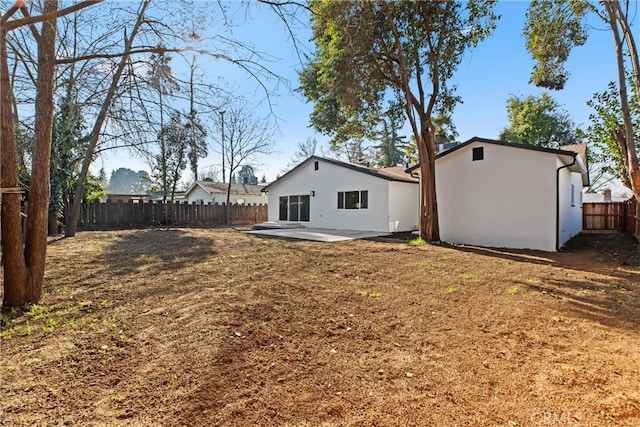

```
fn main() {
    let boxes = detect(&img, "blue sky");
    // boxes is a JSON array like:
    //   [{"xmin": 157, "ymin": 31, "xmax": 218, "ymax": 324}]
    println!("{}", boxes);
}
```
[{"xmin": 95, "ymin": 1, "xmax": 637, "ymax": 184}]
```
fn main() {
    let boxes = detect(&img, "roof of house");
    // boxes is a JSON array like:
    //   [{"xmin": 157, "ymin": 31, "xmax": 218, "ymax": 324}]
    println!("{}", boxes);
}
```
[
  {"xmin": 558, "ymin": 143, "xmax": 588, "ymax": 168},
  {"xmin": 406, "ymin": 137, "xmax": 590, "ymax": 185},
  {"xmin": 263, "ymin": 156, "xmax": 418, "ymax": 191},
  {"xmin": 186, "ymin": 181, "xmax": 265, "ymax": 196}
]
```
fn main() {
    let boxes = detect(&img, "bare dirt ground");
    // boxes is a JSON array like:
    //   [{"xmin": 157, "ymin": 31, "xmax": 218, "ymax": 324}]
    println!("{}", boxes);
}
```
[{"xmin": 1, "ymin": 228, "xmax": 639, "ymax": 427}]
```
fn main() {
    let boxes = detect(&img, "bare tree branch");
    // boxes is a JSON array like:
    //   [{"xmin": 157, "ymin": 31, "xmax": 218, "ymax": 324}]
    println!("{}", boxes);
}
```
[{"xmin": 4, "ymin": 1, "xmax": 103, "ymax": 31}]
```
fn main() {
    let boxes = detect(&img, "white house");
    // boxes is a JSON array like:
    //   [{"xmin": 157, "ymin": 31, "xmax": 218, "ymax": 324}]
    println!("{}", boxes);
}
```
[
  {"xmin": 262, "ymin": 156, "xmax": 419, "ymax": 233},
  {"xmin": 184, "ymin": 181, "xmax": 267, "ymax": 205},
  {"xmin": 412, "ymin": 137, "xmax": 590, "ymax": 252}
]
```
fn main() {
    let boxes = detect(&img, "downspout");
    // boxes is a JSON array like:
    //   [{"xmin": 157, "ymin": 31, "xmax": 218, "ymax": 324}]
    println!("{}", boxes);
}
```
[{"xmin": 555, "ymin": 155, "xmax": 577, "ymax": 251}]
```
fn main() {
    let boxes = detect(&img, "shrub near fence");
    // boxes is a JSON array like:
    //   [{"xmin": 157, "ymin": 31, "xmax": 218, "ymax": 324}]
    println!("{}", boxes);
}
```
[{"xmin": 78, "ymin": 200, "xmax": 267, "ymax": 229}]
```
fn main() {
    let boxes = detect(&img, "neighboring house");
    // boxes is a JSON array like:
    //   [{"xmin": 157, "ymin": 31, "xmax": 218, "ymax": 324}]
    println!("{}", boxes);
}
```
[
  {"xmin": 185, "ymin": 180, "xmax": 267, "ymax": 205},
  {"xmin": 262, "ymin": 156, "xmax": 419, "ymax": 232},
  {"xmin": 583, "ymin": 189, "xmax": 633, "ymax": 203},
  {"xmin": 409, "ymin": 137, "xmax": 590, "ymax": 252},
  {"xmin": 105, "ymin": 193, "xmax": 152, "ymax": 203}
]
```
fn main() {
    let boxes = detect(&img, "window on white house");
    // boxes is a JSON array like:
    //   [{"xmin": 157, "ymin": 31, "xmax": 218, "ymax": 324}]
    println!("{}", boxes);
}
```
[
  {"xmin": 314, "ymin": 161, "xmax": 319, "ymax": 170},
  {"xmin": 571, "ymin": 184, "xmax": 575, "ymax": 207},
  {"xmin": 279, "ymin": 195, "xmax": 310, "ymax": 221},
  {"xmin": 279, "ymin": 196, "xmax": 288, "ymax": 220},
  {"xmin": 337, "ymin": 190, "xmax": 368, "ymax": 209}
]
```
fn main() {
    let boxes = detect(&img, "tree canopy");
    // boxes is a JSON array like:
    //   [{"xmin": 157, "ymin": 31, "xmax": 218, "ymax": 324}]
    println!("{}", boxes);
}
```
[
  {"xmin": 499, "ymin": 93, "xmax": 580, "ymax": 148},
  {"xmin": 524, "ymin": 0, "xmax": 640, "ymax": 199},
  {"xmin": 583, "ymin": 81, "xmax": 640, "ymax": 190},
  {"xmin": 300, "ymin": 0, "xmax": 498, "ymax": 240}
]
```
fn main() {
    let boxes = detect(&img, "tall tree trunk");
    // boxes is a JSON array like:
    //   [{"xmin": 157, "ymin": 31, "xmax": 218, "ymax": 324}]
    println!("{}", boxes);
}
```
[
  {"xmin": 417, "ymin": 127, "xmax": 439, "ymax": 242},
  {"xmin": 65, "ymin": 0, "xmax": 151, "ymax": 237},
  {"xmin": 226, "ymin": 180, "xmax": 232, "ymax": 225},
  {"xmin": 2, "ymin": 0, "xmax": 58, "ymax": 307},
  {"xmin": 1, "ymin": 25, "xmax": 29, "ymax": 306},
  {"xmin": 605, "ymin": 2, "xmax": 640, "ymax": 200}
]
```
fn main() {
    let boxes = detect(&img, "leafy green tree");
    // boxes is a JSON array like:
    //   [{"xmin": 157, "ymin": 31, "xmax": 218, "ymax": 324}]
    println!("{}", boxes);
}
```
[
  {"xmin": 433, "ymin": 113, "xmax": 459, "ymax": 145},
  {"xmin": 49, "ymin": 83, "xmax": 86, "ymax": 235},
  {"xmin": 499, "ymin": 93, "xmax": 580, "ymax": 148},
  {"xmin": 299, "ymin": 0, "xmax": 498, "ymax": 241},
  {"xmin": 405, "ymin": 112, "xmax": 459, "ymax": 162},
  {"xmin": 583, "ymin": 81, "xmax": 640, "ymax": 190},
  {"xmin": 108, "ymin": 168, "xmax": 150, "ymax": 194},
  {"xmin": 238, "ymin": 165, "xmax": 257, "ymax": 184},
  {"xmin": 524, "ymin": 0, "xmax": 588, "ymax": 90},
  {"xmin": 186, "ymin": 111, "xmax": 208, "ymax": 182},
  {"xmin": 151, "ymin": 111, "xmax": 189, "ymax": 202},
  {"xmin": 374, "ymin": 104, "xmax": 407, "ymax": 168},
  {"xmin": 524, "ymin": 0, "xmax": 640, "ymax": 199}
]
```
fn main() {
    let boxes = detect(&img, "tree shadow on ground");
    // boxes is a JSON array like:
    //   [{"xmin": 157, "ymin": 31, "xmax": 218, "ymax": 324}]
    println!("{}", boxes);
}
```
[
  {"xmin": 446, "ymin": 232, "xmax": 639, "ymax": 330},
  {"xmin": 99, "ymin": 228, "xmax": 218, "ymax": 277},
  {"xmin": 444, "ymin": 232, "xmax": 639, "ymax": 280}
]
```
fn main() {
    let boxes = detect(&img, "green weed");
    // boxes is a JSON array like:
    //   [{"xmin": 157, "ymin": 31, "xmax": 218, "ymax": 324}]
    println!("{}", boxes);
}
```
[
  {"xmin": 1, "ymin": 327, "xmax": 15, "ymax": 340},
  {"xmin": 1, "ymin": 313, "xmax": 12, "ymax": 326},
  {"xmin": 110, "ymin": 395, "xmax": 126, "ymax": 403},
  {"xmin": 508, "ymin": 286, "xmax": 519, "ymax": 295},
  {"xmin": 101, "ymin": 317, "xmax": 117, "ymax": 328},
  {"xmin": 357, "ymin": 290, "xmax": 382, "ymax": 298},
  {"xmin": 446, "ymin": 287, "xmax": 456, "ymax": 294},
  {"xmin": 409, "ymin": 237, "xmax": 428, "ymax": 246},
  {"xmin": 42, "ymin": 319, "xmax": 58, "ymax": 334},
  {"xmin": 22, "ymin": 323, "xmax": 34, "ymax": 336},
  {"xmin": 25, "ymin": 304, "xmax": 53, "ymax": 321},
  {"xmin": 22, "ymin": 358, "xmax": 41, "ymax": 366}
]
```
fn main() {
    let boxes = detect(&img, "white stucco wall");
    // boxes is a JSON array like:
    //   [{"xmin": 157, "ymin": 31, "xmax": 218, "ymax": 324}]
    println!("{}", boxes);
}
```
[
  {"xmin": 387, "ymin": 181, "xmax": 419, "ymax": 232},
  {"xmin": 267, "ymin": 159, "xmax": 417, "ymax": 232},
  {"xmin": 436, "ymin": 143, "xmax": 558, "ymax": 251},
  {"xmin": 557, "ymin": 165, "xmax": 583, "ymax": 247}
]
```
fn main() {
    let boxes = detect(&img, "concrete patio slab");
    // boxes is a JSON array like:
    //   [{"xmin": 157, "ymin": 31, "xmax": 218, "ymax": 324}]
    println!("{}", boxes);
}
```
[{"xmin": 246, "ymin": 227, "xmax": 389, "ymax": 242}]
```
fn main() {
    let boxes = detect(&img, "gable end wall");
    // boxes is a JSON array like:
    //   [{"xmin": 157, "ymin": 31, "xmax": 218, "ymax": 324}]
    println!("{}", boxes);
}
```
[{"xmin": 436, "ymin": 143, "xmax": 558, "ymax": 251}]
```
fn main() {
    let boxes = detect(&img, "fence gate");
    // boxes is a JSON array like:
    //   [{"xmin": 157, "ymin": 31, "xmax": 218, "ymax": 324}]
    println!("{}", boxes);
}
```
[{"xmin": 582, "ymin": 202, "xmax": 627, "ymax": 231}]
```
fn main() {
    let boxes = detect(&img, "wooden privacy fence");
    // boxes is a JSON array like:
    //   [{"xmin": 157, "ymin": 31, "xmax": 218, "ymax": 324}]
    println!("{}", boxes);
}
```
[
  {"xmin": 628, "ymin": 198, "xmax": 639, "ymax": 241},
  {"xmin": 583, "ymin": 198, "xmax": 639, "ymax": 241},
  {"xmin": 77, "ymin": 200, "xmax": 267, "ymax": 229}
]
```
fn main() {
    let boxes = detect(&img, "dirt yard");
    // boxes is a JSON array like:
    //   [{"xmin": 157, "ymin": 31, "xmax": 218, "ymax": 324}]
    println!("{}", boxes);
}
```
[{"xmin": 1, "ymin": 228, "xmax": 639, "ymax": 426}]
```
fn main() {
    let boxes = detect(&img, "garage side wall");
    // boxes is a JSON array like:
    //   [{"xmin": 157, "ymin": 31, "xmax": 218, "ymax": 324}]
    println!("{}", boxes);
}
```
[{"xmin": 436, "ymin": 143, "xmax": 557, "ymax": 251}]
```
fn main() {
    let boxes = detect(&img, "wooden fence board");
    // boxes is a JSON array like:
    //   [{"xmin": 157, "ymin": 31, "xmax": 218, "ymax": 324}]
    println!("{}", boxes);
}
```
[
  {"xmin": 582, "ymin": 202, "xmax": 627, "ymax": 231},
  {"xmin": 77, "ymin": 200, "xmax": 267, "ymax": 230},
  {"xmin": 582, "ymin": 198, "xmax": 639, "ymax": 242},
  {"xmin": 627, "ymin": 198, "xmax": 639, "ymax": 241}
]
